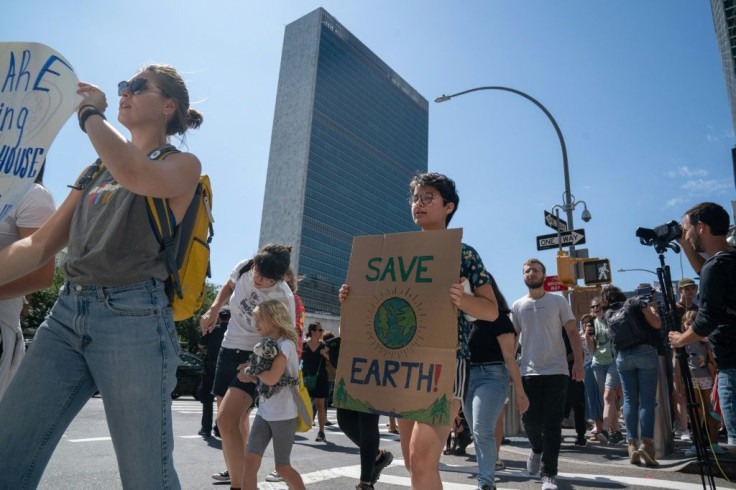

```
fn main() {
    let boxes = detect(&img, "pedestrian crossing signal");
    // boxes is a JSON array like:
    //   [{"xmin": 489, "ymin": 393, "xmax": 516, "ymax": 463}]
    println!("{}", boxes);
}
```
[
  {"xmin": 582, "ymin": 259, "xmax": 612, "ymax": 286},
  {"xmin": 557, "ymin": 251, "xmax": 576, "ymax": 286}
]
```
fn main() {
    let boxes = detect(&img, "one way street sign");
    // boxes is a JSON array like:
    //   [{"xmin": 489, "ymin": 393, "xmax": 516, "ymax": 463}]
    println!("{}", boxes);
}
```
[
  {"xmin": 544, "ymin": 210, "xmax": 568, "ymax": 232},
  {"xmin": 536, "ymin": 229, "xmax": 586, "ymax": 251}
]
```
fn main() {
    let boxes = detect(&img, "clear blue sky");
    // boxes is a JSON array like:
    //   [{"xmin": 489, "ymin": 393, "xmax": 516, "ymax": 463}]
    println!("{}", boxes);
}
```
[{"xmin": 4, "ymin": 0, "xmax": 734, "ymax": 304}]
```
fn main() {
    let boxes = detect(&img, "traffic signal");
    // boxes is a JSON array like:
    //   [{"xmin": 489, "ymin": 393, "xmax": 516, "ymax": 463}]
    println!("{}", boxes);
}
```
[
  {"xmin": 582, "ymin": 259, "xmax": 612, "ymax": 286},
  {"xmin": 556, "ymin": 251, "xmax": 576, "ymax": 286}
]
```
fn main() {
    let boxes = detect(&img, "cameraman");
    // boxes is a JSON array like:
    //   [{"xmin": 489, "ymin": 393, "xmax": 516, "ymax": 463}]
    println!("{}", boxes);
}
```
[{"xmin": 669, "ymin": 202, "xmax": 736, "ymax": 450}]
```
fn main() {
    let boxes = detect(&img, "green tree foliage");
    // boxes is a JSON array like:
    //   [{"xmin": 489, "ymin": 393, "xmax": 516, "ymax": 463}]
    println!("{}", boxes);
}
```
[
  {"xmin": 176, "ymin": 281, "xmax": 218, "ymax": 352},
  {"xmin": 21, "ymin": 267, "xmax": 65, "ymax": 336},
  {"xmin": 21, "ymin": 269, "xmax": 220, "ymax": 351}
]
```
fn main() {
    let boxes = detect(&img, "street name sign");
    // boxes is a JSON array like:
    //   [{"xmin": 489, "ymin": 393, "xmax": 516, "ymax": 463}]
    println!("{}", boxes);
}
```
[
  {"xmin": 536, "ymin": 229, "xmax": 586, "ymax": 251},
  {"xmin": 543, "ymin": 275, "xmax": 569, "ymax": 292},
  {"xmin": 544, "ymin": 210, "xmax": 568, "ymax": 232}
]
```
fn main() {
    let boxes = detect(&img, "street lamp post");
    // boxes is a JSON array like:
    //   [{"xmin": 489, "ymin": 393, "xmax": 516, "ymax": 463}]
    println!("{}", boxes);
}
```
[{"xmin": 435, "ymin": 86, "xmax": 589, "ymax": 233}]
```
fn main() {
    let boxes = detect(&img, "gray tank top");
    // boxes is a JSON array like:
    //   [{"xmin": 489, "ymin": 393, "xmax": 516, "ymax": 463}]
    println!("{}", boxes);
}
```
[{"xmin": 64, "ymin": 166, "xmax": 169, "ymax": 286}]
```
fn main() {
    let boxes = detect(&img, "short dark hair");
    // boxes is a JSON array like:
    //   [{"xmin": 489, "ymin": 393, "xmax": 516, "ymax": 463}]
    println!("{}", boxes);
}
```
[
  {"xmin": 685, "ymin": 202, "xmax": 730, "ymax": 236},
  {"xmin": 523, "ymin": 258, "xmax": 546, "ymax": 274},
  {"xmin": 253, "ymin": 244, "xmax": 292, "ymax": 281},
  {"xmin": 600, "ymin": 285, "xmax": 626, "ymax": 311},
  {"xmin": 409, "ymin": 172, "xmax": 459, "ymax": 225}
]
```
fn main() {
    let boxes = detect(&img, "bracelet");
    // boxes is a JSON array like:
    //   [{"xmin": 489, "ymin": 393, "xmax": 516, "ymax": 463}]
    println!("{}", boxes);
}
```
[
  {"xmin": 77, "ymin": 104, "xmax": 97, "ymax": 117},
  {"xmin": 79, "ymin": 109, "xmax": 106, "ymax": 133}
]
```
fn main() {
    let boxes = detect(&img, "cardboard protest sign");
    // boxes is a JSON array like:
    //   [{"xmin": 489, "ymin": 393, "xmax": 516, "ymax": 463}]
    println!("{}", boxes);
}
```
[
  {"xmin": 0, "ymin": 43, "xmax": 80, "ymax": 221},
  {"xmin": 334, "ymin": 228, "xmax": 462, "ymax": 426}
]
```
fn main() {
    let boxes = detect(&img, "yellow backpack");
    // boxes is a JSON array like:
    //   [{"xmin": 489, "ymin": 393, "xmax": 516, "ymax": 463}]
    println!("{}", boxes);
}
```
[{"xmin": 145, "ymin": 145, "xmax": 214, "ymax": 321}]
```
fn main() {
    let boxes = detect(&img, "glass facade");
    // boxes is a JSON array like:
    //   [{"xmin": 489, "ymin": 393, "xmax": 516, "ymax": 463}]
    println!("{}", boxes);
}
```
[
  {"xmin": 712, "ymin": 0, "xmax": 736, "ymax": 132},
  {"xmin": 268, "ymin": 9, "xmax": 428, "ymax": 316}
]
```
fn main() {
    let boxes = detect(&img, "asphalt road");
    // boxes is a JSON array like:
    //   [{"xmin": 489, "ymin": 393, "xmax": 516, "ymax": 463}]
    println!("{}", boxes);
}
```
[{"xmin": 37, "ymin": 395, "xmax": 734, "ymax": 489}]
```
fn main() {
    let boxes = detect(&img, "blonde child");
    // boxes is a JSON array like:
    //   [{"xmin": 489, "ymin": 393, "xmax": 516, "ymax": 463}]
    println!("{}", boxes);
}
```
[
  {"xmin": 237, "ymin": 300, "xmax": 305, "ymax": 490},
  {"xmin": 675, "ymin": 310, "xmax": 722, "ymax": 454}
]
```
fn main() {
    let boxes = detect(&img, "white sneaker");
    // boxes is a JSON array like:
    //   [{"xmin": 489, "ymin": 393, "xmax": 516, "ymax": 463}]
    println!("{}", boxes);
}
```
[
  {"xmin": 527, "ymin": 452, "xmax": 541, "ymax": 476},
  {"xmin": 495, "ymin": 458, "xmax": 505, "ymax": 471},
  {"xmin": 680, "ymin": 429, "xmax": 691, "ymax": 442},
  {"xmin": 265, "ymin": 470, "xmax": 284, "ymax": 482},
  {"xmin": 541, "ymin": 474, "xmax": 558, "ymax": 490}
]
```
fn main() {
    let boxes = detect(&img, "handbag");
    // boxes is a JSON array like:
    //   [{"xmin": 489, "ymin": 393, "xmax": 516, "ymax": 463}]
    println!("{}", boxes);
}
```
[
  {"xmin": 302, "ymin": 354, "xmax": 323, "ymax": 391},
  {"xmin": 291, "ymin": 371, "xmax": 314, "ymax": 432}
]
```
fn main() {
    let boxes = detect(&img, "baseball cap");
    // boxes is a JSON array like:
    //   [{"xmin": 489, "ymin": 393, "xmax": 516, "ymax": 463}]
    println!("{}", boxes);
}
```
[
  {"xmin": 678, "ymin": 278, "xmax": 696, "ymax": 288},
  {"xmin": 218, "ymin": 307, "xmax": 231, "ymax": 318}
]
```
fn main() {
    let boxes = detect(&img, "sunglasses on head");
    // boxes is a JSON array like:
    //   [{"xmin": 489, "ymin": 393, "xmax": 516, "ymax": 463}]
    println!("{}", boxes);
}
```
[{"xmin": 117, "ymin": 77, "xmax": 159, "ymax": 96}]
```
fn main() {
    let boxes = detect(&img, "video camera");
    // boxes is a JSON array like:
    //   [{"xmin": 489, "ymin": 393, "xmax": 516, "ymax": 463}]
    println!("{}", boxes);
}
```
[
  {"xmin": 636, "ymin": 220, "xmax": 682, "ymax": 252},
  {"xmin": 635, "ymin": 285, "xmax": 654, "ymax": 307}
]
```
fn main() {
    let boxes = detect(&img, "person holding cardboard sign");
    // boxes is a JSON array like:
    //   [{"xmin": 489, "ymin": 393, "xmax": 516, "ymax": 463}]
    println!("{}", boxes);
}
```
[
  {"xmin": 0, "ymin": 64, "xmax": 203, "ymax": 489},
  {"xmin": 339, "ymin": 172, "xmax": 499, "ymax": 490}
]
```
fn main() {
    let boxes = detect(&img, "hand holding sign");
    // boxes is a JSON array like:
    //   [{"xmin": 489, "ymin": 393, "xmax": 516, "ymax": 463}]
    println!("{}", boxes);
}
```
[{"xmin": 0, "ymin": 43, "xmax": 80, "ymax": 221}]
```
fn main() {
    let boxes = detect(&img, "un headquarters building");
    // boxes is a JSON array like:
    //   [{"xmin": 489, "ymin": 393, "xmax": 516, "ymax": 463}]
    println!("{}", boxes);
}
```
[{"xmin": 259, "ymin": 8, "xmax": 428, "ymax": 318}]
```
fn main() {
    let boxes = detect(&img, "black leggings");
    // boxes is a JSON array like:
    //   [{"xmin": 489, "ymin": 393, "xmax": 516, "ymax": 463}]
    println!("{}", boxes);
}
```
[{"xmin": 337, "ymin": 408, "xmax": 380, "ymax": 482}]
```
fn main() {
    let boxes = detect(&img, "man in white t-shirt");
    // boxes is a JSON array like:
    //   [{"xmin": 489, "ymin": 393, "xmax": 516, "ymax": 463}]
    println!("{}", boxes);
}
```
[
  {"xmin": 0, "ymin": 182, "xmax": 56, "ymax": 398},
  {"xmin": 199, "ymin": 244, "xmax": 294, "ymax": 488},
  {"xmin": 511, "ymin": 258, "xmax": 583, "ymax": 490}
]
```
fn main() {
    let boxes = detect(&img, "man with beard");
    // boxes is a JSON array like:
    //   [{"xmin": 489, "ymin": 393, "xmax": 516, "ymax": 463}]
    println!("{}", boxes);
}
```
[
  {"xmin": 670, "ymin": 202, "xmax": 736, "ymax": 451},
  {"xmin": 511, "ymin": 258, "xmax": 584, "ymax": 490}
]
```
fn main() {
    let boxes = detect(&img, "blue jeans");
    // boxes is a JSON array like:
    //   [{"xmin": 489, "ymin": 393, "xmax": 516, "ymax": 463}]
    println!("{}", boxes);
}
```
[
  {"xmin": 0, "ymin": 280, "xmax": 181, "ymax": 489},
  {"xmin": 584, "ymin": 360, "xmax": 603, "ymax": 420},
  {"xmin": 464, "ymin": 363, "xmax": 509, "ymax": 488},
  {"xmin": 718, "ymin": 369, "xmax": 736, "ymax": 446},
  {"xmin": 616, "ymin": 344, "xmax": 658, "ymax": 441}
]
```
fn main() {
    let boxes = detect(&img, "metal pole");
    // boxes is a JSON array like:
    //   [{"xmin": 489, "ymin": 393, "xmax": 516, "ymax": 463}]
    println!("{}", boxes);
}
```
[{"xmin": 436, "ymin": 86, "xmax": 574, "ymax": 231}]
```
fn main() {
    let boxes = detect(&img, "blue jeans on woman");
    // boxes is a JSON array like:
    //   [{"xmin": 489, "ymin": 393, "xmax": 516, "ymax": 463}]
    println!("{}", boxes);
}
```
[
  {"xmin": 0, "ymin": 279, "xmax": 181, "ymax": 489},
  {"xmin": 464, "ymin": 363, "xmax": 509, "ymax": 488},
  {"xmin": 718, "ymin": 369, "xmax": 736, "ymax": 446},
  {"xmin": 616, "ymin": 344, "xmax": 658, "ymax": 441}
]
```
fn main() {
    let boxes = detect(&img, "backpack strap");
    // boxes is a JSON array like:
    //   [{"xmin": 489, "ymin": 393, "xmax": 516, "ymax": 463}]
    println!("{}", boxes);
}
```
[{"xmin": 144, "ymin": 145, "xmax": 184, "ymax": 298}]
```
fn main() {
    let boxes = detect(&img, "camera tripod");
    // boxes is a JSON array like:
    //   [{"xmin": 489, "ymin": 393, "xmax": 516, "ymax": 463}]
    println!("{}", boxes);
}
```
[{"xmin": 653, "ymin": 244, "xmax": 716, "ymax": 490}]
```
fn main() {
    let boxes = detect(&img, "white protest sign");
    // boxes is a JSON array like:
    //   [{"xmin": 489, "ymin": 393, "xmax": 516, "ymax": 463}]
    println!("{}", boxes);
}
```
[{"xmin": 0, "ymin": 42, "xmax": 80, "ymax": 221}]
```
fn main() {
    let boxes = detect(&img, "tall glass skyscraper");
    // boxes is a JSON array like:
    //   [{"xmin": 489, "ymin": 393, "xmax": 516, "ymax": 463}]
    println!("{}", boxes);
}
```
[{"xmin": 259, "ymin": 8, "xmax": 428, "ymax": 315}]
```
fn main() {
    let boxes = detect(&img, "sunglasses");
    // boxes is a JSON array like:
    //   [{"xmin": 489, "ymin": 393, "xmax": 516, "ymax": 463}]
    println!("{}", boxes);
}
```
[
  {"xmin": 117, "ymin": 77, "xmax": 161, "ymax": 96},
  {"xmin": 590, "ymin": 304, "xmax": 601, "ymax": 310}
]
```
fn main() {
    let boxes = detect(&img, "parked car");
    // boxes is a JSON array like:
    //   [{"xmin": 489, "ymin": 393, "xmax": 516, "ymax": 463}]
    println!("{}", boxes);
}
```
[{"xmin": 172, "ymin": 351, "xmax": 204, "ymax": 400}]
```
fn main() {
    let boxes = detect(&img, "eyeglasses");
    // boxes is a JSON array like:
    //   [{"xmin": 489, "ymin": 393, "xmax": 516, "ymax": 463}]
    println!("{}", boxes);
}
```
[
  {"xmin": 590, "ymin": 304, "xmax": 601, "ymax": 310},
  {"xmin": 117, "ymin": 77, "xmax": 162, "ymax": 96},
  {"xmin": 409, "ymin": 192, "xmax": 447, "ymax": 206}
]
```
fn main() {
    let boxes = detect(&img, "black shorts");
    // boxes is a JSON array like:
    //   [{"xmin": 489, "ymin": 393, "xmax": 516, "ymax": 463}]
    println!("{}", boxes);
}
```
[{"xmin": 212, "ymin": 347, "xmax": 257, "ymax": 402}]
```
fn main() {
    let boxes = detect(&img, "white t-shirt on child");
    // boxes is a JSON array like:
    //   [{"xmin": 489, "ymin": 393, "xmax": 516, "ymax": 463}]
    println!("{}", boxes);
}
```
[{"xmin": 256, "ymin": 338, "xmax": 298, "ymax": 421}]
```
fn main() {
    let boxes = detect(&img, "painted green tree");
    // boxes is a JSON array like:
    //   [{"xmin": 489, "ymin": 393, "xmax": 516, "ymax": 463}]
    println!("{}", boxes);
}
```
[
  {"xmin": 334, "ymin": 377, "xmax": 348, "ymax": 407},
  {"xmin": 430, "ymin": 394, "xmax": 450, "ymax": 424}
]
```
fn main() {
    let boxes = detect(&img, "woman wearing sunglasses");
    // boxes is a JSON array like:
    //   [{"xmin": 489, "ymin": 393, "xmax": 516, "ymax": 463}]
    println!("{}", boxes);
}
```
[{"xmin": 0, "ymin": 64, "xmax": 203, "ymax": 489}]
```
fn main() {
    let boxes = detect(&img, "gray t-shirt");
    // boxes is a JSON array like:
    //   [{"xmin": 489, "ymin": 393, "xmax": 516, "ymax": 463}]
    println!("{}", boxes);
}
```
[
  {"xmin": 512, "ymin": 292, "xmax": 575, "ymax": 376},
  {"xmin": 64, "ymin": 167, "xmax": 169, "ymax": 285}
]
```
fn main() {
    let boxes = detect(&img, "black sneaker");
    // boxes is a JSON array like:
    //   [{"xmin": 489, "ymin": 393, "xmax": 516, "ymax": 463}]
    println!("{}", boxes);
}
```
[
  {"xmin": 610, "ymin": 431, "xmax": 624, "ymax": 445},
  {"xmin": 211, "ymin": 470, "xmax": 230, "ymax": 482},
  {"xmin": 213, "ymin": 425, "xmax": 221, "ymax": 438},
  {"xmin": 574, "ymin": 435, "xmax": 587, "ymax": 446},
  {"xmin": 371, "ymin": 449, "xmax": 394, "ymax": 484},
  {"xmin": 315, "ymin": 431, "xmax": 326, "ymax": 442},
  {"xmin": 198, "ymin": 429, "xmax": 210, "ymax": 438}
]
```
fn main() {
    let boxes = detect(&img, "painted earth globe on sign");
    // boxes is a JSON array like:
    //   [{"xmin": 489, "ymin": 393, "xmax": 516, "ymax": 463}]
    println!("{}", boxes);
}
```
[{"xmin": 373, "ymin": 297, "xmax": 417, "ymax": 349}]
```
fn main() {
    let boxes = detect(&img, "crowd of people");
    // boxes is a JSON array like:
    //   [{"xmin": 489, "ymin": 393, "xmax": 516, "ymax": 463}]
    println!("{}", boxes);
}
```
[{"xmin": 0, "ymin": 61, "xmax": 733, "ymax": 490}]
